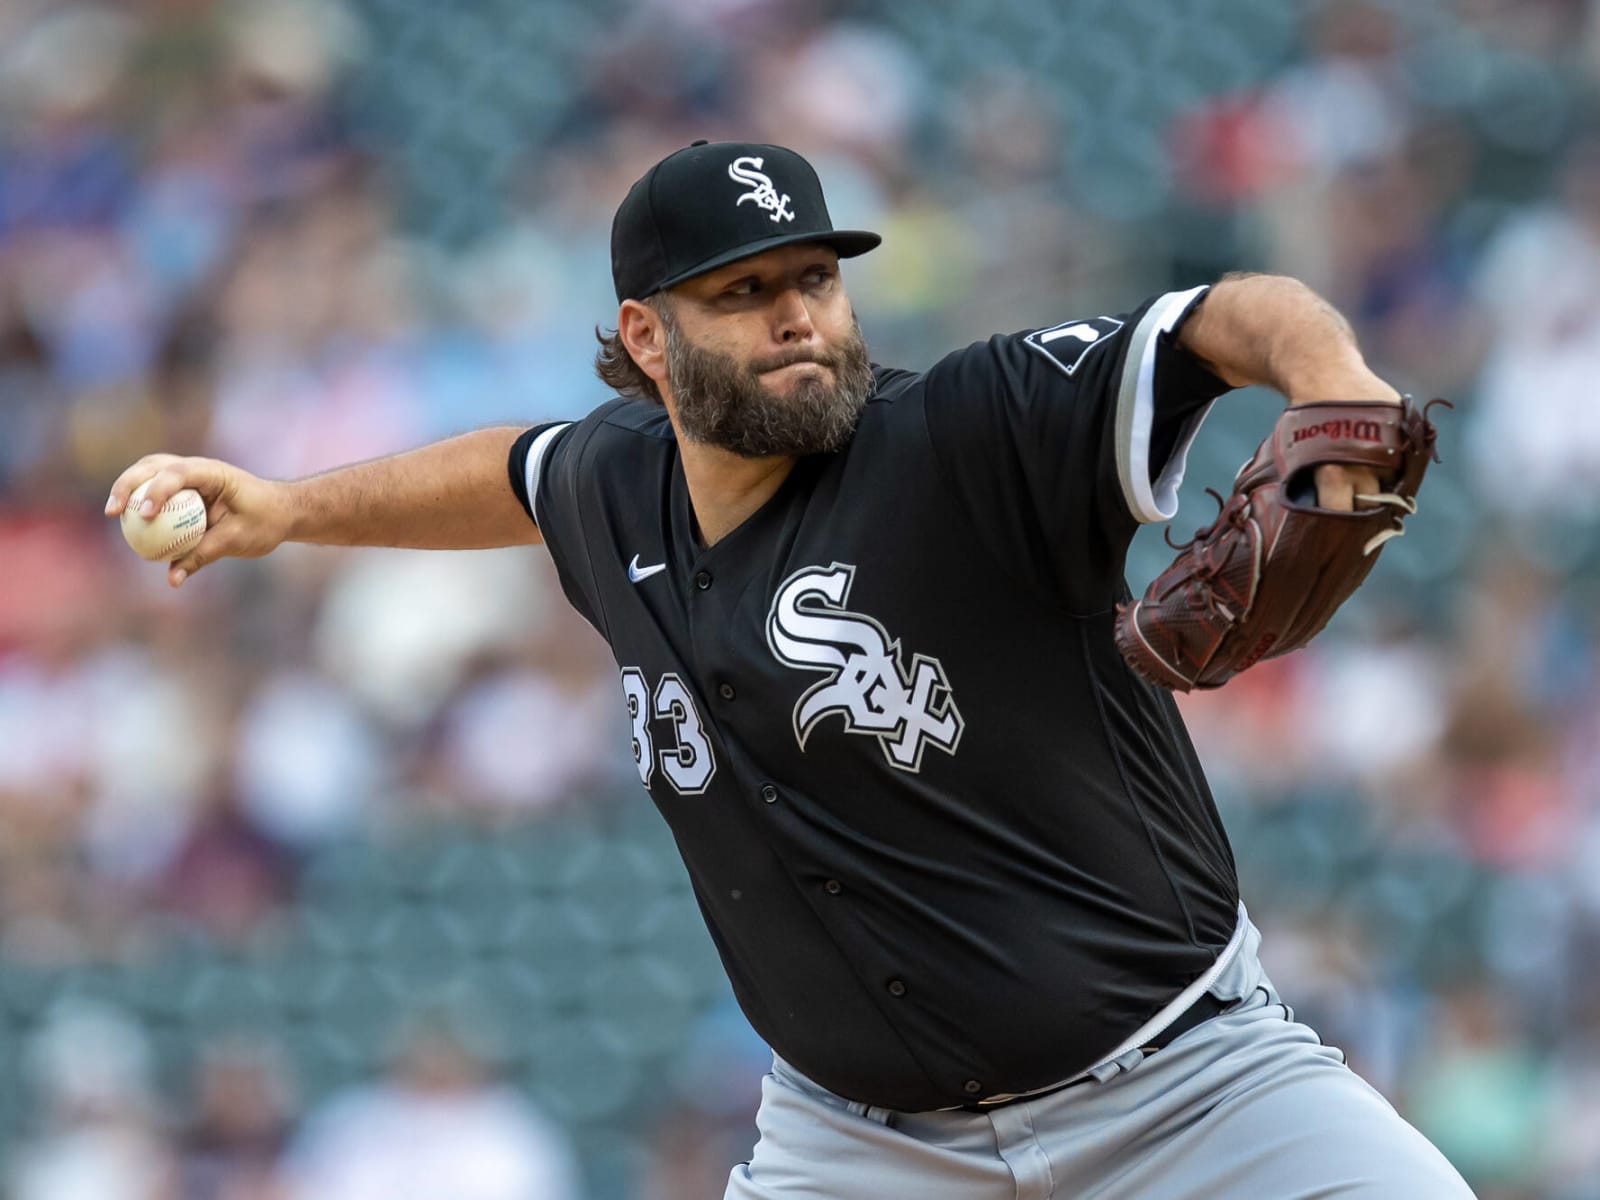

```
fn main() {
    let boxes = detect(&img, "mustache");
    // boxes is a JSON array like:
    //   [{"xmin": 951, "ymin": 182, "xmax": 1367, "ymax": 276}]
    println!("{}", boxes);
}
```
[{"xmin": 749, "ymin": 349, "xmax": 835, "ymax": 374}]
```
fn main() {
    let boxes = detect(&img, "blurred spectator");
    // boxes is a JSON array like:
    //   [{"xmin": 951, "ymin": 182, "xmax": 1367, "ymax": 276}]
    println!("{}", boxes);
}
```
[
  {"xmin": 0, "ymin": 278, "xmax": 63, "ymax": 494},
  {"xmin": 177, "ymin": 1037, "xmax": 297, "ymax": 1200},
  {"xmin": 1408, "ymin": 984, "xmax": 1556, "ymax": 1195},
  {"xmin": 1544, "ymin": 1012, "xmax": 1600, "ymax": 1194},
  {"xmin": 432, "ymin": 648, "xmax": 619, "ymax": 817},
  {"xmin": 0, "ymin": 4, "xmax": 140, "ymax": 235},
  {"xmin": 310, "ymin": 547, "xmax": 573, "ymax": 729},
  {"xmin": 639, "ymin": 1000, "xmax": 766, "ymax": 1200},
  {"xmin": 1469, "ymin": 132, "xmax": 1600, "ymax": 522},
  {"xmin": 638, "ymin": 1110, "xmax": 745, "ymax": 1200},
  {"xmin": 1316, "ymin": 127, "xmax": 1478, "ymax": 393},
  {"xmin": 740, "ymin": 21, "xmax": 925, "ymax": 172},
  {"xmin": 231, "ymin": 668, "xmax": 384, "ymax": 848},
  {"xmin": 9, "ymin": 999, "xmax": 178, "ymax": 1200},
  {"xmin": 1435, "ymin": 551, "xmax": 1585, "ymax": 870},
  {"xmin": 204, "ymin": 171, "xmax": 429, "ymax": 484},
  {"xmin": 214, "ymin": 0, "xmax": 365, "ymax": 209},
  {"xmin": 283, "ymin": 1013, "xmax": 582, "ymax": 1200},
  {"xmin": 1261, "ymin": 2, "xmax": 1410, "ymax": 183},
  {"xmin": 1253, "ymin": 1, "xmax": 1413, "ymax": 290},
  {"xmin": 157, "ymin": 789, "xmax": 297, "ymax": 948}
]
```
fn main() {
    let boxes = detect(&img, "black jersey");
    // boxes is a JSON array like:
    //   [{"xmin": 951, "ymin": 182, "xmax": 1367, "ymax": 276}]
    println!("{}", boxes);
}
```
[{"xmin": 509, "ymin": 285, "xmax": 1241, "ymax": 1112}]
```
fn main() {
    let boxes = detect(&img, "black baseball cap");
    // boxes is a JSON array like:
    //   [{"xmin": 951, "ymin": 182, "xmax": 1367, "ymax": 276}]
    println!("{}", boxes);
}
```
[{"xmin": 611, "ymin": 140, "xmax": 881, "ymax": 303}]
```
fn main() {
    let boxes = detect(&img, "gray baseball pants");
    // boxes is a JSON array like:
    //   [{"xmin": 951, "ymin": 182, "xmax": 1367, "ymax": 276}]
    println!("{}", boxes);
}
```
[{"xmin": 726, "ymin": 919, "xmax": 1474, "ymax": 1198}]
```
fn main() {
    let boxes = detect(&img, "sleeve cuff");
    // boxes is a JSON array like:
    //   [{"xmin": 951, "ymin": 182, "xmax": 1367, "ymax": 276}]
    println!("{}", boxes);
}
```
[
  {"xmin": 1113, "ymin": 285, "xmax": 1215, "ymax": 524},
  {"xmin": 507, "ymin": 422, "xmax": 572, "ymax": 527}
]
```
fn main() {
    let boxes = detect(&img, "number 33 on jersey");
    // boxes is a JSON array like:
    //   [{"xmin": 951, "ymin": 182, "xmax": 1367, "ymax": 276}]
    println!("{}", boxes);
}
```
[{"xmin": 620, "ymin": 669, "xmax": 716, "ymax": 794}]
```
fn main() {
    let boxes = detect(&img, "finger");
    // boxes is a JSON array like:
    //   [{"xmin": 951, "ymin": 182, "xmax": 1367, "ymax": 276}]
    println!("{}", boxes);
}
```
[
  {"xmin": 106, "ymin": 454, "xmax": 180, "ymax": 516},
  {"xmin": 134, "ymin": 458, "xmax": 230, "ymax": 519},
  {"xmin": 1314, "ymin": 464, "xmax": 1355, "ymax": 512}
]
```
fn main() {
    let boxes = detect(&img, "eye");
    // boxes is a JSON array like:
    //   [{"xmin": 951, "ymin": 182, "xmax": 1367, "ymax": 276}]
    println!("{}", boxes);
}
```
[{"xmin": 723, "ymin": 278, "xmax": 760, "ymax": 297}]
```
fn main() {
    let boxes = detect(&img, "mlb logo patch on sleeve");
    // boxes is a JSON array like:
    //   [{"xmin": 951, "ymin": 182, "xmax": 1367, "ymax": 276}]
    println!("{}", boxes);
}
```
[{"xmin": 1024, "ymin": 316, "xmax": 1125, "ymax": 376}]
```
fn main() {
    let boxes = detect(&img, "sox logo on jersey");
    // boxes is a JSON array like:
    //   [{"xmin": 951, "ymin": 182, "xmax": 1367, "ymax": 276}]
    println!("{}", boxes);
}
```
[
  {"xmin": 767, "ymin": 563, "xmax": 963, "ymax": 772},
  {"xmin": 729, "ymin": 156, "xmax": 796, "ymax": 224}
]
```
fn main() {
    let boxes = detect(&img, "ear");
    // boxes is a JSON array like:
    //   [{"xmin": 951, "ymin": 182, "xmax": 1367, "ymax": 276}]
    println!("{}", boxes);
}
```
[{"xmin": 618, "ymin": 299, "xmax": 669, "ymax": 392}]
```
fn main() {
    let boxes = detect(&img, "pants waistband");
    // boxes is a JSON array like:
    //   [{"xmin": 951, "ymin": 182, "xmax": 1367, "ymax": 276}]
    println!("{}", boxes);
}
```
[{"xmin": 774, "ymin": 902, "xmax": 1266, "ymax": 1116}]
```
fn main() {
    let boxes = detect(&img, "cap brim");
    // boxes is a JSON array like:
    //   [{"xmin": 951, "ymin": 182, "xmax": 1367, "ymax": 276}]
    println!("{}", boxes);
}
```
[{"xmin": 650, "ymin": 229, "xmax": 882, "ymax": 295}]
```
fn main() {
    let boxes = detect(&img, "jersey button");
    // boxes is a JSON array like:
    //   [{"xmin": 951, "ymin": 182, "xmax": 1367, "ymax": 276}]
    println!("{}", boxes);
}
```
[
  {"xmin": 887, "ymin": 979, "xmax": 906, "ymax": 997},
  {"xmin": 824, "ymin": 879, "xmax": 842, "ymax": 895},
  {"xmin": 760, "ymin": 785, "xmax": 778, "ymax": 804},
  {"xmin": 718, "ymin": 682, "xmax": 736, "ymax": 701},
  {"xmin": 695, "ymin": 570, "xmax": 713, "ymax": 590},
  {"xmin": 963, "ymin": 1080, "xmax": 983, "ymax": 1095}
]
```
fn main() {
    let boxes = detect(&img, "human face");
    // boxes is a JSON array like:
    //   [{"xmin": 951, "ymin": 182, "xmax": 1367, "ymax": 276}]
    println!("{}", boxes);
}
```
[{"xmin": 656, "ymin": 244, "xmax": 873, "ymax": 458}]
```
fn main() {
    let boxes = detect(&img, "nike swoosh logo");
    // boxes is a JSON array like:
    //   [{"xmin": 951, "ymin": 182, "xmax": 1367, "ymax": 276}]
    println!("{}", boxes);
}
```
[{"xmin": 628, "ymin": 554, "xmax": 667, "ymax": 583}]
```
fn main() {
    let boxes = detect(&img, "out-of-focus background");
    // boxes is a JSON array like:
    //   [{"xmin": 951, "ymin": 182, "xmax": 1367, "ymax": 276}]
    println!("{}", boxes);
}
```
[{"xmin": 1, "ymin": 0, "xmax": 1598, "ymax": 1196}]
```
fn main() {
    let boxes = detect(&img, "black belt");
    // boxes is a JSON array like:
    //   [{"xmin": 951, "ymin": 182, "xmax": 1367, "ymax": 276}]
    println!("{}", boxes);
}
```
[{"xmin": 958, "ymin": 992, "xmax": 1231, "ymax": 1113}]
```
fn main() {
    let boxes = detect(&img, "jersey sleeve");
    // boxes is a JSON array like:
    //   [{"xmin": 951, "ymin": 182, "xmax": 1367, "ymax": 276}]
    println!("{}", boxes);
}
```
[
  {"xmin": 921, "ymin": 286, "xmax": 1234, "ymax": 613},
  {"xmin": 506, "ymin": 418, "xmax": 608, "ymax": 637}
]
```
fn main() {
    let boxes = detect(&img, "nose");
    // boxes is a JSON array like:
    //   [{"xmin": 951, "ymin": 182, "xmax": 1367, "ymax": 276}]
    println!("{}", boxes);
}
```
[{"xmin": 772, "ymin": 285, "xmax": 816, "ymax": 344}]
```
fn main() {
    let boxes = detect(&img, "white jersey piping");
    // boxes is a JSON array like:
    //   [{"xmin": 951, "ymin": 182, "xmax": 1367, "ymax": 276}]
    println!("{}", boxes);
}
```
[{"xmin": 524, "ymin": 422, "xmax": 572, "ymax": 529}]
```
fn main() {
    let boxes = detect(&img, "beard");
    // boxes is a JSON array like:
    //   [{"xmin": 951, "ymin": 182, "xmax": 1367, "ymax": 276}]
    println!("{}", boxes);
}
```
[{"xmin": 661, "ymin": 310, "xmax": 874, "ymax": 458}]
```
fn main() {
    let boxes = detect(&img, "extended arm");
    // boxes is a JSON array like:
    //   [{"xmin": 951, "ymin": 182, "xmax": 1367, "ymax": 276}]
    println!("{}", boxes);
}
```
[
  {"xmin": 106, "ymin": 427, "xmax": 540, "ymax": 588},
  {"xmin": 1178, "ymin": 273, "xmax": 1402, "ymax": 509}
]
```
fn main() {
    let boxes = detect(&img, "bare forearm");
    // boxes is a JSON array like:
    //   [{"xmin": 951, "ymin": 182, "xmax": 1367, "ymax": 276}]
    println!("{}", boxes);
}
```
[
  {"xmin": 286, "ymin": 427, "xmax": 540, "ymax": 549},
  {"xmin": 1179, "ymin": 273, "xmax": 1401, "ymax": 404}
]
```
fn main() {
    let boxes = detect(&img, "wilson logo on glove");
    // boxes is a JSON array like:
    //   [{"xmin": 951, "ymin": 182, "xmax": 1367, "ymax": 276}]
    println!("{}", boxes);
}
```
[{"xmin": 1291, "ymin": 418, "xmax": 1385, "ymax": 445}]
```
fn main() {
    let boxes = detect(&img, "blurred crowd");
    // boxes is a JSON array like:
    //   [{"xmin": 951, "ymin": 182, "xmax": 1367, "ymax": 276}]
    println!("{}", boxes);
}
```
[{"xmin": 2, "ymin": 0, "xmax": 1600, "ymax": 1196}]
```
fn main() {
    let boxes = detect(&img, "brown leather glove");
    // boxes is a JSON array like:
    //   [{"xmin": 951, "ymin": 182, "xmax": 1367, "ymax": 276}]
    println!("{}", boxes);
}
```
[{"xmin": 1113, "ymin": 397, "xmax": 1447, "ymax": 692}]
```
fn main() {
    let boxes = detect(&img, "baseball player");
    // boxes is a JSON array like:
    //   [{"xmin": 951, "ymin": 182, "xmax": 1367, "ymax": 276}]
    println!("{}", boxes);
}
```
[{"xmin": 109, "ymin": 141, "xmax": 1474, "ymax": 1198}]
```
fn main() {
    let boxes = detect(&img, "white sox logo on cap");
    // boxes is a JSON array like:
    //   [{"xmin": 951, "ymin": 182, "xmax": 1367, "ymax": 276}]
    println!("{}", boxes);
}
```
[{"xmin": 728, "ymin": 156, "xmax": 796, "ymax": 224}]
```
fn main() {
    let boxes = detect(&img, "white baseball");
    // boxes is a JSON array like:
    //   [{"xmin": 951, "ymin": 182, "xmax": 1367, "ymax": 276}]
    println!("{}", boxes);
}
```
[{"xmin": 121, "ymin": 481, "xmax": 208, "ymax": 562}]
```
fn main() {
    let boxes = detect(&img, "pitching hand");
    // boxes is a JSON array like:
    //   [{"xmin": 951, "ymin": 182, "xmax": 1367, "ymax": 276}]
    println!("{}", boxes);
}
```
[{"xmin": 106, "ymin": 455, "xmax": 293, "ymax": 587}]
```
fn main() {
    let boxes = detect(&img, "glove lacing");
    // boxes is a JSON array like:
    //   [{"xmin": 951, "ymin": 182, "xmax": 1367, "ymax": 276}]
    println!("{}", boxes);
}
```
[
  {"xmin": 1166, "ymin": 489, "xmax": 1252, "ymax": 624},
  {"xmin": 1353, "ymin": 492, "xmax": 1417, "ymax": 555}
]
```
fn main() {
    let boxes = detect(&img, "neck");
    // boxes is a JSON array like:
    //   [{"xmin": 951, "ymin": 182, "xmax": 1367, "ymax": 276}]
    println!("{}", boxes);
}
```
[{"xmin": 677, "ymin": 436, "xmax": 796, "ymax": 547}]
